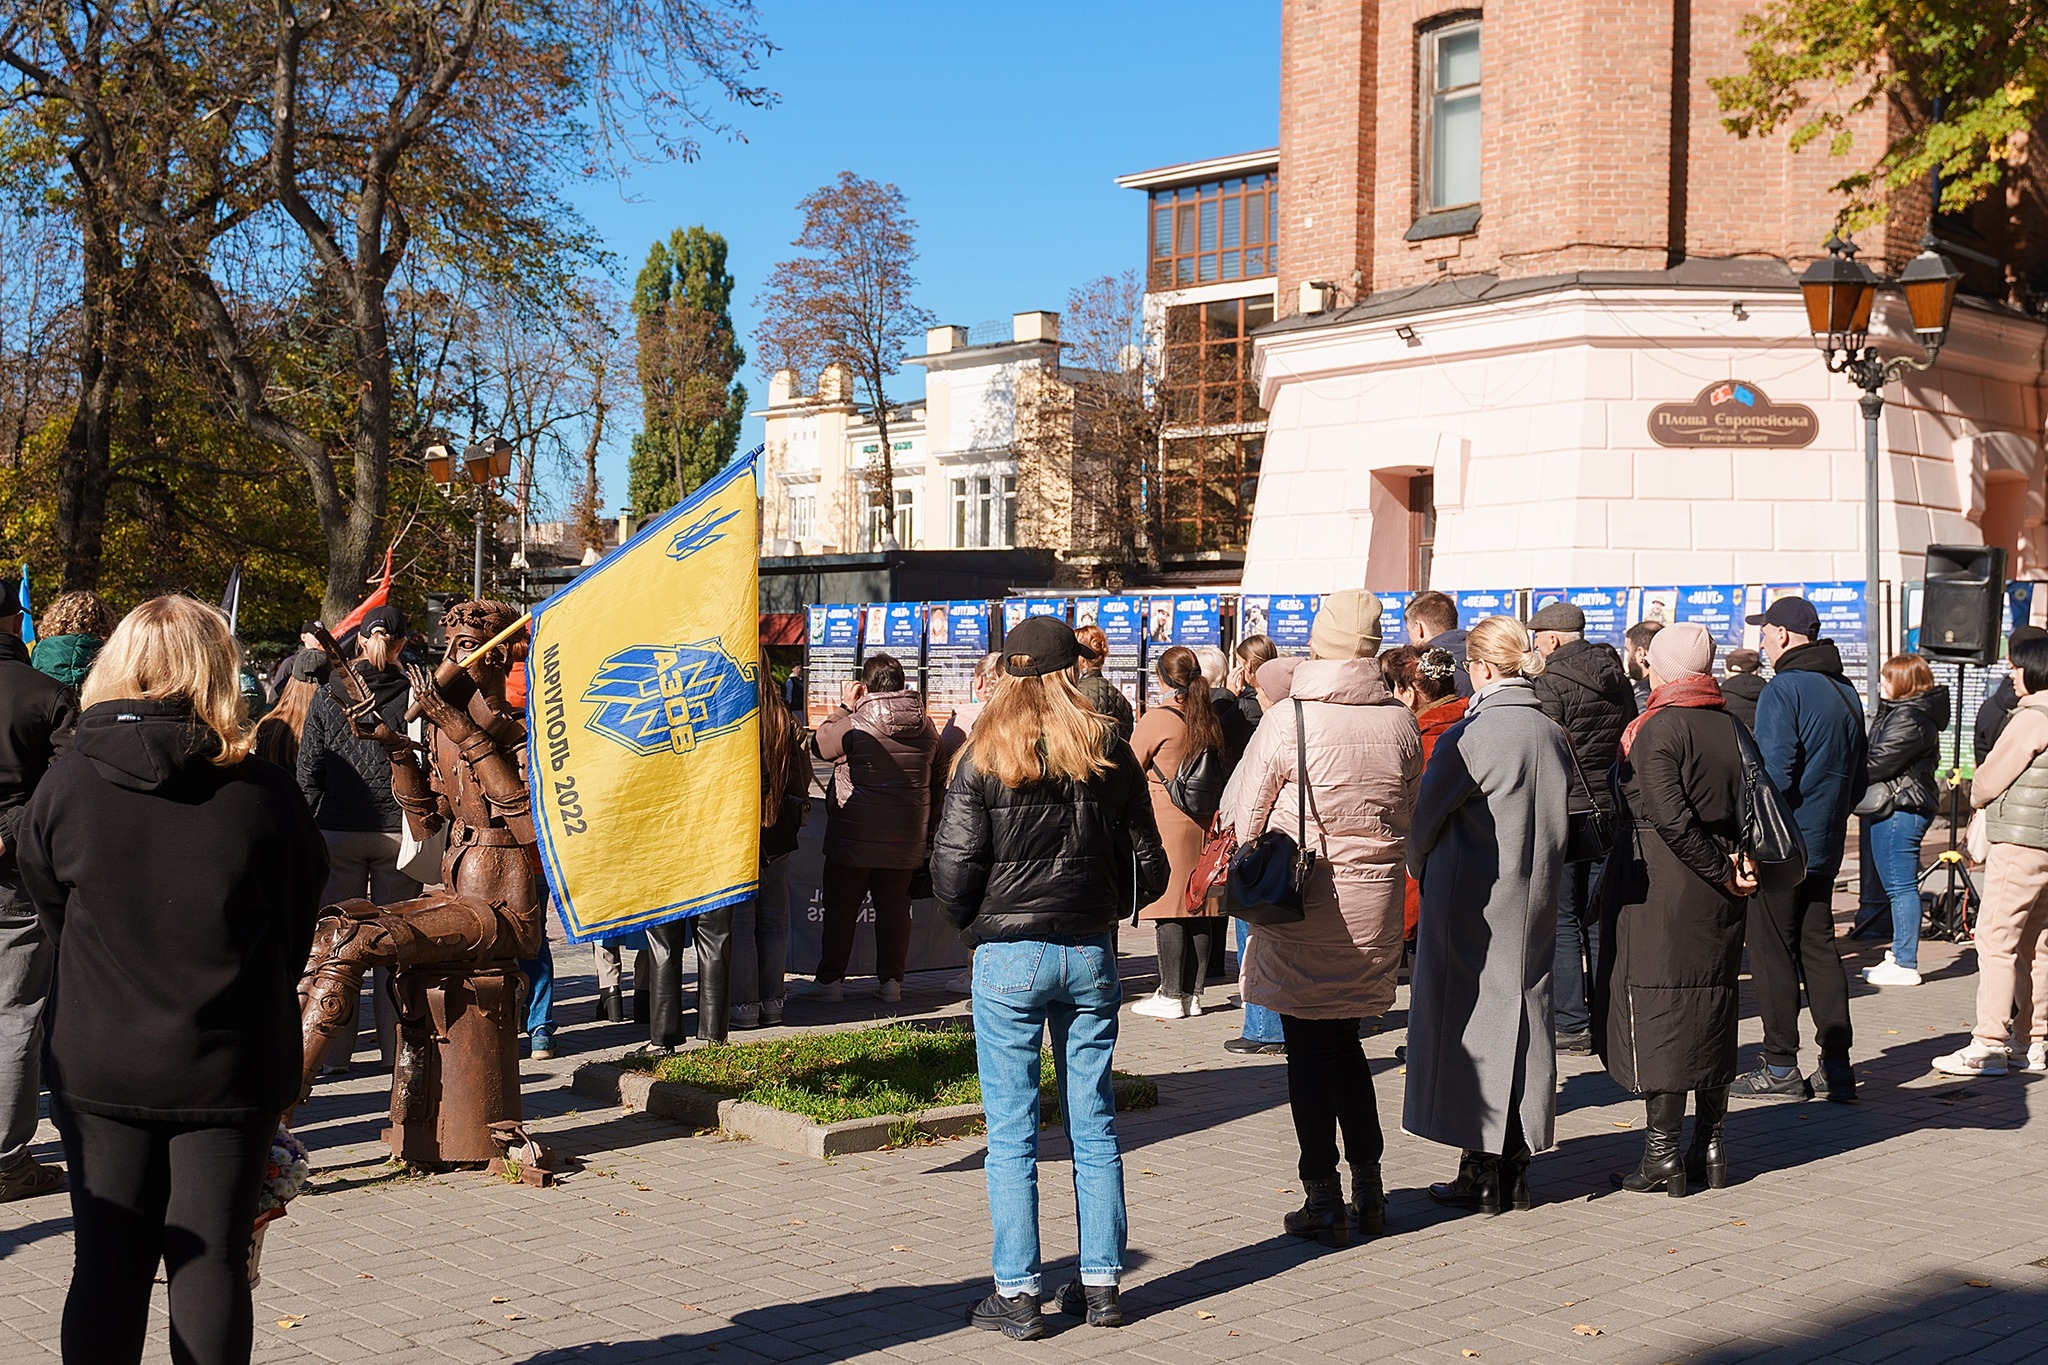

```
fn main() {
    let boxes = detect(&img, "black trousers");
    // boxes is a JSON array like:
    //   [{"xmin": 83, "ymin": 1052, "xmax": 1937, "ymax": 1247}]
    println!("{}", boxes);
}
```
[
  {"xmin": 53, "ymin": 1100, "xmax": 273, "ymax": 1365},
  {"xmin": 1279, "ymin": 1014, "xmax": 1385, "ymax": 1183},
  {"xmin": 645, "ymin": 905, "xmax": 734, "ymax": 1046},
  {"xmin": 1155, "ymin": 917, "xmax": 1222, "ymax": 998},
  {"xmin": 1747, "ymin": 872, "xmax": 1854, "ymax": 1067}
]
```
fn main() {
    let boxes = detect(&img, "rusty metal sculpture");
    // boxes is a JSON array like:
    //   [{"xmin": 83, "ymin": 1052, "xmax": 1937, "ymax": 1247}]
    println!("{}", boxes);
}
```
[{"xmin": 296, "ymin": 601, "xmax": 546, "ymax": 1169}]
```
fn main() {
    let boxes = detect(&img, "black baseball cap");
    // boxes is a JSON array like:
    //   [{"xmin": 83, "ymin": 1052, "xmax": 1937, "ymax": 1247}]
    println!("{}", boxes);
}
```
[
  {"xmin": 1746, "ymin": 596, "xmax": 1821, "ymax": 637},
  {"xmin": 360, "ymin": 605, "xmax": 409, "ymax": 638},
  {"xmin": 289, "ymin": 648, "xmax": 334, "ymax": 685},
  {"xmin": 1003, "ymin": 616, "xmax": 1101, "ymax": 677}
]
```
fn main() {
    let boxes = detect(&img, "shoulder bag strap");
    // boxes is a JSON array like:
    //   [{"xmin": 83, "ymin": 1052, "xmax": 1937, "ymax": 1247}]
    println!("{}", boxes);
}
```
[
  {"xmin": 1560, "ymin": 726, "xmax": 1601, "ymax": 807},
  {"xmin": 1293, "ymin": 700, "xmax": 1328, "ymax": 855}
]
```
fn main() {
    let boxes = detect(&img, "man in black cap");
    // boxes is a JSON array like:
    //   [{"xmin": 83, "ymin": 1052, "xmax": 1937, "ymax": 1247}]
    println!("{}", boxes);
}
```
[
  {"xmin": 0, "ymin": 574, "xmax": 77, "ymax": 1201},
  {"xmin": 1975, "ymin": 625, "xmax": 2048, "ymax": 765},
  {"xmin": 1529, "ymin": 600, "xmax": 1636, "ymax": 1053},
  {"xmin": 1735, "ymin": 595, "xmax": 1867, "ymax": 1104}
]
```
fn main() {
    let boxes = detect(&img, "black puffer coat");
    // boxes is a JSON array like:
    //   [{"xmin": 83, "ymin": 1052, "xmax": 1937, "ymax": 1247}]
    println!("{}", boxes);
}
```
[
  {"xmin": 1866, "ymin": 684, "xmax": 1949, "ymax": 817},
  {"xmin": 931, "ymin": 738, "xmax": 1169, "ymax": 946},
  {"xmin": 296, "ymin": 666, "xmax": 409, "ymax": 833},
  {"xmin": 1530, "ymin": 638, "xmax": 1637, "ymax": 814},
  {"xmin": 1595, "ymin": 702, "xmax": 1748, "ymax": 1095}
]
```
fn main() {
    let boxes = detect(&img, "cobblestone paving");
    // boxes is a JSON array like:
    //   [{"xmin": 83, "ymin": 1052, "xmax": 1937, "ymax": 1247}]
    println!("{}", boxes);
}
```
[{"xmin": 4, "ymin": 894, "xmax": 2046, "ymax": 1364}]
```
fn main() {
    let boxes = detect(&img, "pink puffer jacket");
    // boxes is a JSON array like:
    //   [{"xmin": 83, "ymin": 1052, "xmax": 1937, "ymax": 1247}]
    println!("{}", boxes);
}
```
[{"xmin": 1231, "ymin": 657, "xmax": 1422, "ymax": 1019}]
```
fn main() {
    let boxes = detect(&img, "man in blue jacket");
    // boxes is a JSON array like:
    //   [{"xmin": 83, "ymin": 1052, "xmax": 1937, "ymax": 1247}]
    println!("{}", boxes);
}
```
[{"xmin": 1736, "ymin": 596, "xmax": 1868, "ymax": 1104}]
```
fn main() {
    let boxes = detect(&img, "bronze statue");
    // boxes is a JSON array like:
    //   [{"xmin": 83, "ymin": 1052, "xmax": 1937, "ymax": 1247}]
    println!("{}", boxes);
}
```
[{"xmin": 296, "ymin": 601, "xmax": 545, "ymax": 1168}]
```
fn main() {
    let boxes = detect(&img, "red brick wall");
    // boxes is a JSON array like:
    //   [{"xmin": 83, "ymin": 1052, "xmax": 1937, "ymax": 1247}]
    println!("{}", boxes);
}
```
[{"xmin": 1278, "ymin": 0, "xmax": 1379, "ymax": 315}]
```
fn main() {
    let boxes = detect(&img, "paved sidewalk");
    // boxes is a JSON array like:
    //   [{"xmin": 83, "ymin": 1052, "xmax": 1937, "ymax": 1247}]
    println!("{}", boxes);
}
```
[{"xmin": 3, "ymin": 906, "xmax": 2045, "ymax": 1364}]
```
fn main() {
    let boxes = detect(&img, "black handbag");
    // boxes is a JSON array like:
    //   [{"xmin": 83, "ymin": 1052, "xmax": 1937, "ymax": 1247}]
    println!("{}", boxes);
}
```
[
  {"xmin": 1731, "ymin": 717, "xmax": 1808, "ymax": 891},
  {"xmin": 1225, "ymin": 701, "xmax": 1319, "ymax": 926},
  {"xmin": 1147, "ymin": 706, "xmax": 1226, "ymax": 826},
  {"xmin": 1561, "ymin": 736, "xmax": 1615, "ymax": 865}
]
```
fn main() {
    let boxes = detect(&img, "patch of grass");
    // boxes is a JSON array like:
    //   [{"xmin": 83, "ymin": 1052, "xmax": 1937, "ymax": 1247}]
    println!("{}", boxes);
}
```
[{"xmin": 620, "ymin": 1023, "xmax": 1156, "ymax": 1129}]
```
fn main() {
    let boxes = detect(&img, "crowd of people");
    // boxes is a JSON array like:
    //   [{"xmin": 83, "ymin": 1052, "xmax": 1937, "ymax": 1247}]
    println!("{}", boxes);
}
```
[{"xmin": 5, "ymin": 574, "xmax": 2048, "ymax": 1356}]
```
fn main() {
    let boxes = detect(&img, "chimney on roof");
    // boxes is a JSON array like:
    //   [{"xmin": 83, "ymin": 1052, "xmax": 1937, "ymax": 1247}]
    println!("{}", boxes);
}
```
[
  {"xmin": 925, "ymin": 324, "xmax": 968, "ymax": 354},
  {"xmin": 1013, "ymin": 311, "xmax": 1059, "ymax": 344}
]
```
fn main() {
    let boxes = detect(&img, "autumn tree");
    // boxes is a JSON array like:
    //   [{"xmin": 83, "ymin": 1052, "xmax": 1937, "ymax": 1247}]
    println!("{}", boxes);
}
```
[
  {"xmin": 2, "ymin": 0, "xmax": 774, "ymax": 620},
  {"xmin": 756, "ymin": 172, "xmax": 932, "ymax": 549},
  {"xmin": 1017, "ymin": 271, "xmax": 1163, "ymax": 584},
  {"xmin": 1714, "ymin": 0, "xmax": 2047, "ymax": 268},
  {"xmin": 628, "ymin": 226, "xmax": 746, "ymax": 516}
]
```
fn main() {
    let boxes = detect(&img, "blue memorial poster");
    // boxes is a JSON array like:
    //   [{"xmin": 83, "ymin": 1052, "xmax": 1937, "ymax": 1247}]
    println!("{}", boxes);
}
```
[
  {"xmin": 1079, "ymin": 596, "xmax": 1146, "ymax": 710},
  {"xmin": 1454, "ymin": 589, "xmax": 1517, "ymax": 629},
  {"xmin": 1243, "ymin": 594, "xmax": 1320, "ymax": 655},
  {"xmin": 1632, "ymin": 586, "xmax": 1680, "ymax": 628},
  {"xmin": 805, "ymin": 604, "xmax": 864, "ymax": 727},
  {"xmin": 1170, "ymin": 594, "xmax": 1223, "ymax": 645},
  {"xmin": 1001, "ymin": 597, "xmax": 1070, "ymax": 634},
  {"xmin": 881, "ymin": 602, "xmax": 924, "ymax": 651},
  {"xmin": 1374, "ymin": 591, "xmax": 1413, "ymax": 645},
  {"xmin": 1767, "ymin": 582, "xmax": 1867, "ymax": 701},
  {"xmin": 926, "ymin": 601, "xmax": 992, "ymax": 714},
  {"xmin": 1528, "ymin": 586, "xmax": 1628, "ymax": 646},
  {"xmin": 1676, "ymin": 585, "xmax": 1745, "ymax": 653}
]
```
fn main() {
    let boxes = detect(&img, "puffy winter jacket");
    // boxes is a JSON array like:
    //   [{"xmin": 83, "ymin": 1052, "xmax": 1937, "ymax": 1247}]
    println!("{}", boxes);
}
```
[
  {"xmin": 1974, "ymin": 693, "xmax": 2048, "ymax": 848},
  {"xmin": 1720, "ymin": 671, "xmax": 1766, "ymax": 732},
  {"xmin": 1864, "ymin": 684, "xmax": 1949, "ymax": 817},
  {"xmin": 1753, "ymin": 639, "xmax": 1868, "ymax": 878},
  {"xmin": 814, "ymin": 689, "xmax": 941, "ymax": 869},
  {"xmin": 931, "ymin": 735, "xmax": 1168, "ymax": 945},
  {"xmin": 1074, "ymin": 670, "xmax": 1134, "ymax": 741},
  {"xmin": 30, "ymin": 634, "xmax": 101, "ymax": 693},
  {"xmin": 296, "ymin": 667, "xmax": 409, "ymax": 833},
  {"xmin": 1530, "ymin": 638, "xmax": 1637, "ymax": 814}
]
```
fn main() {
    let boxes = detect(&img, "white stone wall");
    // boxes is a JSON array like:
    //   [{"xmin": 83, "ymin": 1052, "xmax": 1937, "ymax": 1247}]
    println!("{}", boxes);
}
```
[{"xmin": 1243, "ymin": 286, "xmax": 2048, "ymax": 594}]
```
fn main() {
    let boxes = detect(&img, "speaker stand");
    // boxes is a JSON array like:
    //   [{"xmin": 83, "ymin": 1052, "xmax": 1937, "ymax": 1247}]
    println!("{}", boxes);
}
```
[{"xmin": 1917, "ymin": 659, "xmax": 1980, "ymax": 943}]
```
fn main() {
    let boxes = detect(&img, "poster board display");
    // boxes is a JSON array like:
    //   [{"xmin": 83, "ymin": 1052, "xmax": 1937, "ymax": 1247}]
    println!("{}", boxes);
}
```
[
  {"xmin": 1241, "ymin": 594, "xmax": 1321, "ymax": 656},
  {"xmin": 1762, "ymin": 581, "xmax": 1870, "ymax": 703},
  {"xmin": 1675, "ymin": 584, "xmax": 1746, "ymax": 661},
  {"xmin": 1529, "ymin": 586, "xmax": 1628, "ymax": 647},
  {"xmin": 1374, "ymin": 591, "xmax": 1413, "ymax": 645},
  {"xmin": 924, "ymin": 601, "xmax": 992, "ymax": 717},
  {"xmin": 1146, "ymin": 595, "xmax": 1223, "ymax": 705},
  {"xmin": 1454, "ymin": 589, "xmax": 1518, "ymax": 629},
  {"xmin": 1079, "ymin": 596, "xmax": 1147, "ymax": 711},
  {"xmin": 804, "ymin": 604, "xmax": 863, "ymax": 728},
  {"xmin": 1001, "ymin": 598, "xmax": 1071, "ymax": 635}
]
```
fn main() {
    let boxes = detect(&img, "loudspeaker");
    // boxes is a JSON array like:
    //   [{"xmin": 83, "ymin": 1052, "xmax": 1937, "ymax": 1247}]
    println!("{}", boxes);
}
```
[
  {"xmin": 1920, "ymin": 544, "xmax": 2008, "ymax": 664},
  {"xmin": 424, "ymin": 593, "xmax": 458, "ymax": 650}
]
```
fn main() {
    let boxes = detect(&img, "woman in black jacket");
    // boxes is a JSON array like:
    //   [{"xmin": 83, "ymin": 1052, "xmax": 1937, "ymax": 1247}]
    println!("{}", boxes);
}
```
[
  {"xmin": 1597, "ymin": 624, "xmax": 1754, "ymax": 1197},
  {"xmin": 932, "ymin": 617, "xmax": 1168, "ymax": 1341},
  {"xmin": 16, "ymin": 595, "xmax": 327, "ymax": 1365},
  {"xmin": 1854, "ymin": 654, "xmax": 1949, "ymax": 986}
]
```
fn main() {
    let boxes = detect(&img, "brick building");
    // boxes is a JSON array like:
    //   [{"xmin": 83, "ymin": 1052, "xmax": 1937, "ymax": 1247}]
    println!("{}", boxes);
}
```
[{"xmin": 1242, "ymin": 0, "xmax": 2048, "ymax": 597}]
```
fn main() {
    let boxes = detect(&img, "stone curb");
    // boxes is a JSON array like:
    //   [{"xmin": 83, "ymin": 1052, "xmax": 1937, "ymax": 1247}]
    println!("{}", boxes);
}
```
[{"xmin": 571, "ymin": 1062, "xmax": 1149, "ymax": 1160}]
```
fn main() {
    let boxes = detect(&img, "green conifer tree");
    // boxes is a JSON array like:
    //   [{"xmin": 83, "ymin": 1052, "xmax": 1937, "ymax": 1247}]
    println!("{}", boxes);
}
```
[{"xmin": 627, "ymin": 227, "xmax": 748, "ymax": 515}]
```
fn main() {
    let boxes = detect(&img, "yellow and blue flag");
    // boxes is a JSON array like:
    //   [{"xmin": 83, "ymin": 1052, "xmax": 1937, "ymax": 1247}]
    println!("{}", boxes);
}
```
[{"xmin": 529, "ymin": 456, "xmax": 761, "ymax": 943}]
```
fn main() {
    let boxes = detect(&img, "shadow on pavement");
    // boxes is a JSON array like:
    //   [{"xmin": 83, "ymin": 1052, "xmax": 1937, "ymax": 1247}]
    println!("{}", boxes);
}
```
[{"xmin": 1677, "ymin": 1280, "xmax": 2048, "ymax": 1363}]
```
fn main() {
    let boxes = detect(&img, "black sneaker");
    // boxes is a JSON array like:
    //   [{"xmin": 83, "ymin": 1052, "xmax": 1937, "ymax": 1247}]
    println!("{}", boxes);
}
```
[
  {"xmin": 1053, "ymin": 1280, "xmax": 1124, "ymax": 1327},
  {"xmin": 1729, "ymin": 1065, "xmax": 1812, "ymax": 1103},
  {"xmin": 1814, "ymin": 1059, "xmax": 1857, "ymax": 1104},
  {"xmin": 1556, "ymin": 1031, "xmax": 1593, "ymax": 1055},
  {"xmin": 1224, "ymin": 1037, "xmax": 1285, "ymax": 1056},
  {"xmin": 970, "ymin": 1291, "xmax": 1045, "ymax": 1340}
]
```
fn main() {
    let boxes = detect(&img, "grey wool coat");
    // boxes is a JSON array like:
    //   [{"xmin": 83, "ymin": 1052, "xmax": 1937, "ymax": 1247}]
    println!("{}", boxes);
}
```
[{"xmin": 1402, "ymin": 679, "xmax": 1573, "ymax": 1155}]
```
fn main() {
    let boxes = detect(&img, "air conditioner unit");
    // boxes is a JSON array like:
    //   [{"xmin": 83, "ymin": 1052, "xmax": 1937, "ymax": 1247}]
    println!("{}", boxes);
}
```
[{"xmin": 1298, "ymin": 280, "xmax": 1332, "ymax": 315}]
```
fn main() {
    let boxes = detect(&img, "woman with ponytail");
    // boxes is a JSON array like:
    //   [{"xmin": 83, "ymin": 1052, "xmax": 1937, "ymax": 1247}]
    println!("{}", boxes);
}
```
[
  {"xmin": 1129, "ymin": 644, "xmax": 1227, "ymax": 1019},
  {"xmin": 1404, "ymin": 615, "xmax": 1573, "ymax": 1215}
]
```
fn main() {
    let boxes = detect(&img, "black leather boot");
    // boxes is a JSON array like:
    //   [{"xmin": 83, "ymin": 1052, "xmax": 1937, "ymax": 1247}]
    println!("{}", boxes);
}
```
[
  {"xmin": 1615, "ymin": 1092, "xmax": 1689, "ymax": 1196},
  {"xmin": 1283, "ymin": 1176, "xmax": 1351, "ymax": 1247},
  {"xmin": 1428, "ymin": 1151, "xmax": 1502, "ymax": 1214},
  {"xmin": 1349, "ymin": 1163, "xmax": 1386, "ymax": 1236},
  {"xmin": 1687, "ymin": 1087, "xmax": 1729, "ymax": 1190},
  {"xmin": 596, "ymin": 988, "xmax": 623, "ymax": 1023}
]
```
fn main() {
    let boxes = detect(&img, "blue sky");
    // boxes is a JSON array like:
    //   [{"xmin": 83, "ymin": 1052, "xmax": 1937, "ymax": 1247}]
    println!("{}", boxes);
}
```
[{"xmin": 567, "ymin": 0, "xmax": 1279, "ymax": 515}]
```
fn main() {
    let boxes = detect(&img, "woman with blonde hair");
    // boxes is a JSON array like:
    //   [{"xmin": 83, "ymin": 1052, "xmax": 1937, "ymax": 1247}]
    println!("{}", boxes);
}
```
[
  {"xmin": 253, "ymin": 649, "xmax": 332, "ymax": 774},
  {"xmin": 932, "ymin": 616, "xmax": 1168, "ymax": 1338},
  {"xmin": 1405, "ymin": 615, "xmax": 1573, "ymax": 1213},
  {"xmin": 16, "ymin": 595, "xmax": 326, "ymax": 1365},
  {"xmin": 32, "ymin": 589, "xmax": 119, "ymax": 692}
]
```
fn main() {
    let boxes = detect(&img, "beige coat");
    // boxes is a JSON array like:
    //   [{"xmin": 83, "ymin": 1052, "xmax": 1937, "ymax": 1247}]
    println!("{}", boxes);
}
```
[
  {"xmin": 1232, "ymin": 658, "xmax": 1423, "ymax": 1019},
  {"xmin": 1131, "ymin": 702, "xmax": 1210, "ymax": 919}
]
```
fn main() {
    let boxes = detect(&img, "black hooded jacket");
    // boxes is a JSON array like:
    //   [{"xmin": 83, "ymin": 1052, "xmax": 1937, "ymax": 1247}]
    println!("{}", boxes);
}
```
[
  {"xmin": 1866, "ymin": 684, "xmax": 1951, "ymax": 817},
  {"xmin": 16, "ymin": 700, "xmax": 327, "ymax": 1122},
  {"xmin": 1530, "ymin": 638, "xmax": 1638, "ymax": 814},
  {"xmin": 931, "ymin": 735, "xmax": 1170, "ymax": 946},
  {"xmin": 1976, "ymin": 674, "xmax": 2020, "ymax": 767},
  {"xmin": 0, "ymin": 633, "xmax": 78, "ymax": 870},
  {"xmin": 1720, "ymin": 671, "xmax": 1766, "ymax": 730}
]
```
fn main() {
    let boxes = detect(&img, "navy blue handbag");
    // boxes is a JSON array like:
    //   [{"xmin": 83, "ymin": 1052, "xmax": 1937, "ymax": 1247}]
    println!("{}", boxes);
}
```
[{"xmin": 1224, "ymin": 701, "xmax": 1317, "ymax": 926}]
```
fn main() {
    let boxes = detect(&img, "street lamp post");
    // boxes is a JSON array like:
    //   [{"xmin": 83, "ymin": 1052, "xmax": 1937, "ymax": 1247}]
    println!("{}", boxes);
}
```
[
  {"xmin": 426, "ymin": 437, "xmax": 515, "ymax": 600},
  {"xmin": 1797, "ymin": 235, "xmax": 1963, "ymax": 710}
]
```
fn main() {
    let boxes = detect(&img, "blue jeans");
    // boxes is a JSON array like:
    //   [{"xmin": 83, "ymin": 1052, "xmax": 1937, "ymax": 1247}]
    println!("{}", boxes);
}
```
[
  {"xmin": 1865, "ymin": 809, "xmax": 1933, "ymax": 968},
  {"xmin": 972, "ymin": 936, "xmax": 1126, "ymax": 1297},
  {"xmin": 1236, "ymin": 918, "xmax": 1285, "ymax": 1044},
  {"xmin": 1553, "ymin": 859, "xmax": 1602, "ymax": 1036},
  {"xmin": 520, "ymin": 935, "xmax": 555, "ymax": 1038}
]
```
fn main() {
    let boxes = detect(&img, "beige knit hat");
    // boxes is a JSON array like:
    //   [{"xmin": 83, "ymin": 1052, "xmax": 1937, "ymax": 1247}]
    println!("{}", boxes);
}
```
[
  {"xmin": 1647, "ymin": 622, "xmax": 1715, "ymax": 680},
  {"xmin": 1309, "ymin": 589, "xmax": 1384, "ymax": 659}
]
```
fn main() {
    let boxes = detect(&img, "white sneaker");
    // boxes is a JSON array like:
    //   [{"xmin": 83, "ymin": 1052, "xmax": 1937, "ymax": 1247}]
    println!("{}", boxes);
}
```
[
  {"xmin": 1129, "ymin": 992, "xmax": 1190, "ymax": 1020},
  {"xmin": 1932, "ymin": 1042, "xmax": 2010, "ymax": 1077},
  {"xmin": 875, "ymin": 979, "xmax": 902, "ymax": 1003},
  {"xmin": 1861, "ymin": 958, "xmax": 1923, "ymax": 987},
  {"xmin": 1187, "ymin": 991, "xmax": 1205, "ymax": 1017},
  {"xmin": 2020, "ymin": 1042, "xmax": 2048, "ymax": 1073},
  {"xmin": 791, "ymin": 979, "xmax": 844, "ymax": 1003}
]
